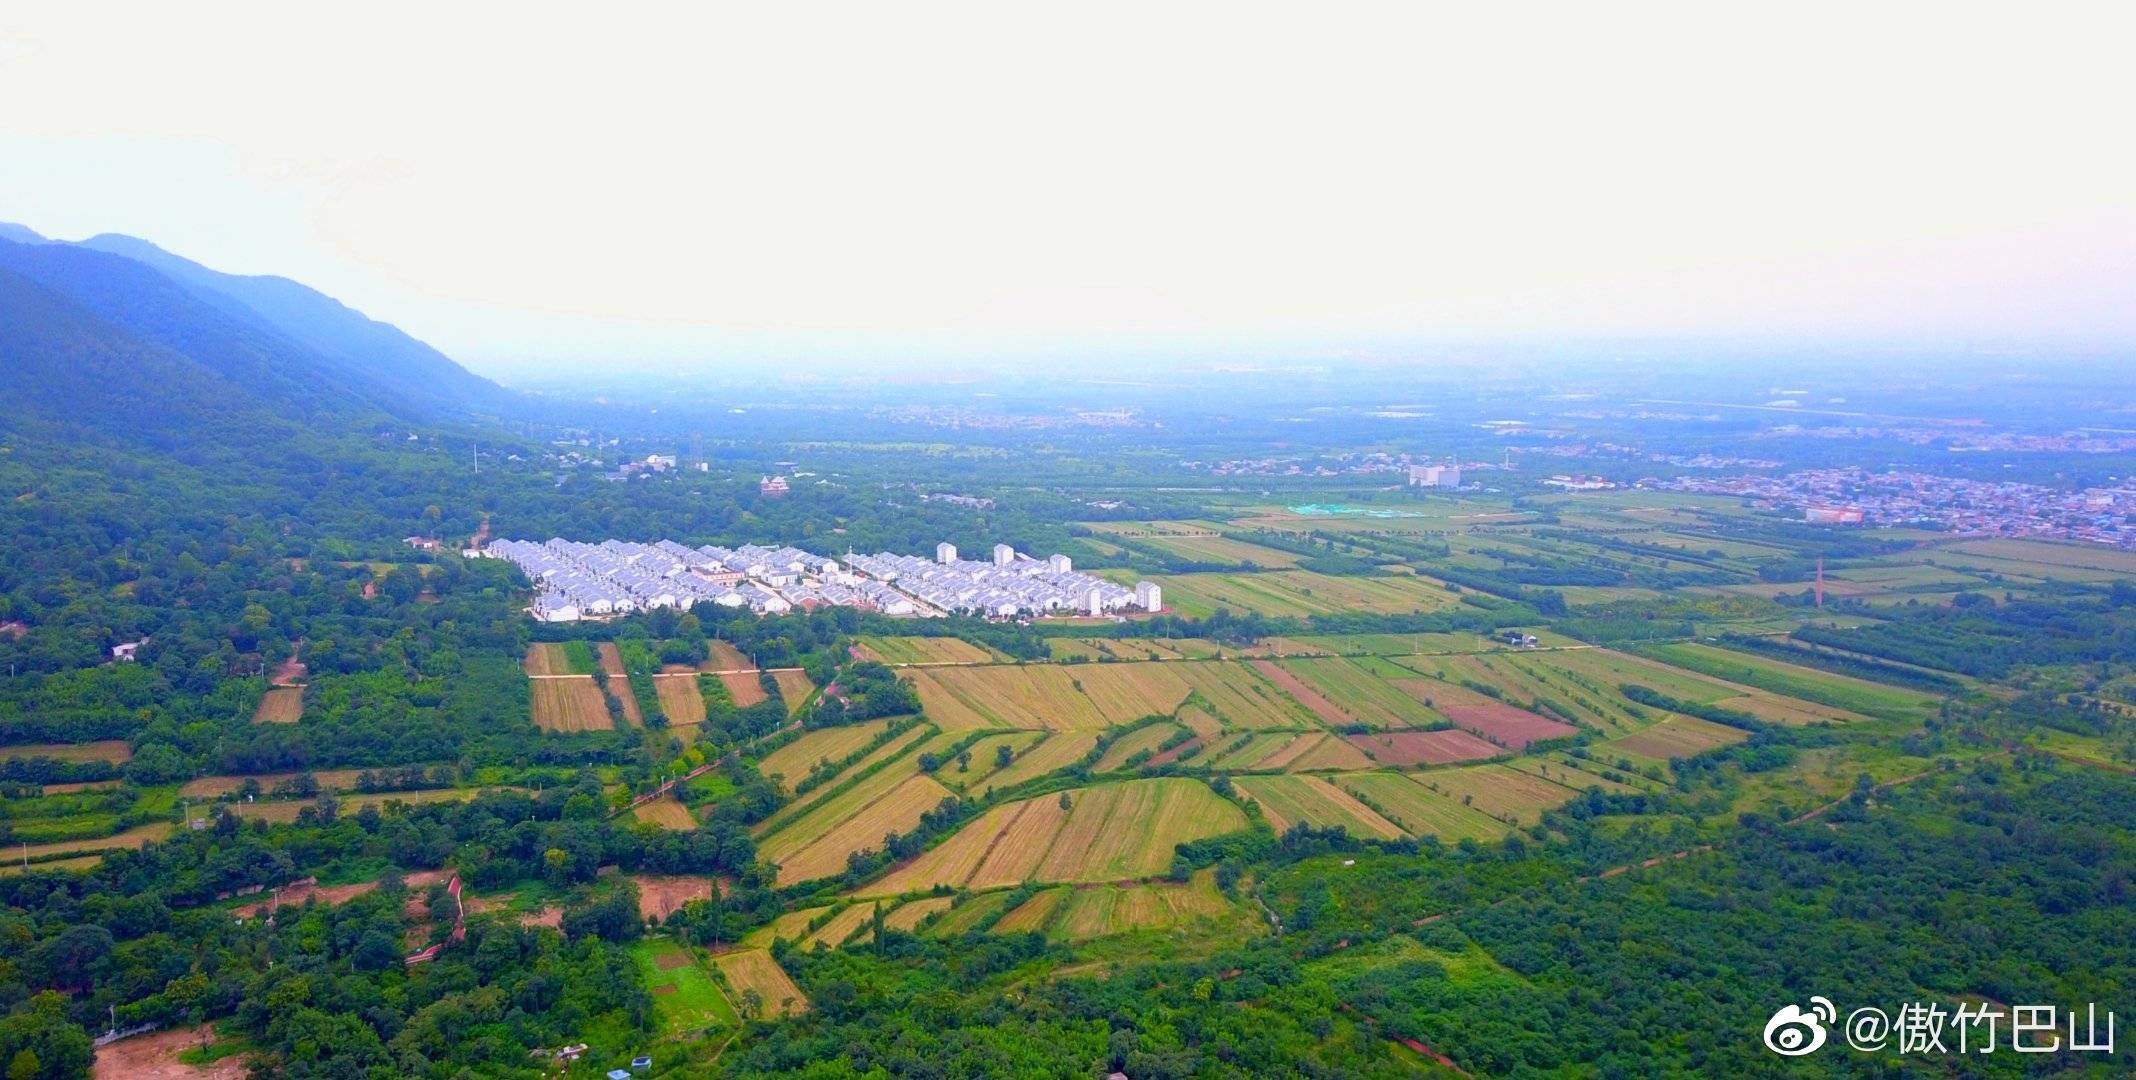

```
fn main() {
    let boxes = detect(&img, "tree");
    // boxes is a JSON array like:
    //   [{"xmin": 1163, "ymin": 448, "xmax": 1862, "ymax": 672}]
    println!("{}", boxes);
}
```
[{"xmin": 6, "ymin": 1049, "xmax": 38, "ymax": 1080}]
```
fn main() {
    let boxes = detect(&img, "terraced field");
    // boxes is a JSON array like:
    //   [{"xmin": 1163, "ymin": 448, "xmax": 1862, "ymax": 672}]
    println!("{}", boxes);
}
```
[
  {"xmin": 1235, "ymin": 775, "xmax": 1403, "ymax": 839},
  {"xmin": 1343, "ymin": 729, "xmax": 1504, "ymax": 766},
  {"xmin": 1274, "ymin": 656, "xmax": 1445, "ymax": 729},
  {"xmin": 713, "ymin": 950, "xmax": 808, "ymax": 1018},
  {"xmin": 1151, "ymin": 570, "xmax": 1461, "ymax": 619},
  {"xmin": 884, "ymin": 895, "xmax": 955, "ymax": 931},
  {"xmin": 859, "ymin": 778, "xmax": 1244, "ymax": 894},
  {"xmin": 1409, "ymin": 764, "xmax": 1579, "ymax": 825},
  {"xmin": 652, "ymin": 674, "xmax": 707, "ymax": 725},
  {"xmin": 529, "ymin": 677, "xmax": 613, "ymax": 731},
  {"xmin": 758, "ymin": 769, "xmax": 957, "ymax": 885},
  {"xmin": 771, "ymin": 669, "xmax": 814, "ymax": 715},
  {"xmin": 754, "ymin": 718, "xmax": 896, "ymax": 791},
  {"xmin": 974, "ymin": 731, "xmax": 1097, "ymax": 791},
  {"xmin": 856, "ymin": 636, "xmax": 1002, "ymax": 665},
  {"xmin": 1333, "ymin": 773, "xmax": 1510, "ymax": 842},
  {"xmin": 908, "ymin": 661, "xmax": 1309, "ymax": 731},
  {"xmin": 1092, "ymin": 723, "xmax": 1187, "ymax": 771},
  {"xmin": 1606, "ymin": 713, "xmax": 1750, "ymax": 762}
]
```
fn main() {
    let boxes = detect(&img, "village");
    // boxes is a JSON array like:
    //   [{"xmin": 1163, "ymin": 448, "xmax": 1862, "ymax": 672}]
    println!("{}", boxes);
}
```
[{"xmin": 478, "ymin": 538, "xmax": 1163, "ymax": 623}]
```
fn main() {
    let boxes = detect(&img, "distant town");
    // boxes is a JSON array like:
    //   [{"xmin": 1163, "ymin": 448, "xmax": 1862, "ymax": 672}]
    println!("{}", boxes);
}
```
[
  {"xmin": 478, "ymin": 538, "xmax": 1162, "ymax": 623},
  {"xmin": 1651, "ymin": 468, "xmax": 2136, "ymax": 547}
]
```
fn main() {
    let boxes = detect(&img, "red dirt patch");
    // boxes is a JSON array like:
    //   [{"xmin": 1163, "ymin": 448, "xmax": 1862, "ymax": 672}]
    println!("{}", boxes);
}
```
[
  {"xmin": 656, "ymin": 950, "xmax": 693, "ymax": 970},
  {"xmin": 520, "ymin": 906, "xmax": 564, "ymax": 929},
  {"xmin": 631, "ymin": 873, "xmax": 718, "ymax": 920},
  {"xmin": 651, "ymin": 984, "xmax": 678, "ymax": 995},
  {"xmin": 1250, "ymin": 660, "xmax": 1350, "ymax": 726},
  {"xmin": 1438, "ymin": 703, "xmax": 1577, "ymax": 750},
  {"xmin": 94, "ymin": 1025, "xmax": 245, "ymax": 1080},
  {"xmin": 1344, "ymin": 729, "xmax": 1503, "ymax": 766}
]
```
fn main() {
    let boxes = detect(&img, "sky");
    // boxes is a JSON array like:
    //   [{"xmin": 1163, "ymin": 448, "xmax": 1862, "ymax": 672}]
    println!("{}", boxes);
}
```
[{"xmin": 3, "ymin": 1, "xmax": 2133, "ymax": 375}]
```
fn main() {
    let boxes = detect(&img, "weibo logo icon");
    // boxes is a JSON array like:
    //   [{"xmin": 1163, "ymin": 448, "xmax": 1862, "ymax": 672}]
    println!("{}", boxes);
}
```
[{"xmin": 1762, "ymin": 996, "xmax": 1836, "ymax": 1056}]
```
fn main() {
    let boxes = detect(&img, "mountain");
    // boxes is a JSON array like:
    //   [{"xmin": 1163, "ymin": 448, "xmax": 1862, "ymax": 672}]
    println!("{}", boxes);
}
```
[{"xmin": 73, "ymin": 231, "xmax": 507, "ymax": 416}]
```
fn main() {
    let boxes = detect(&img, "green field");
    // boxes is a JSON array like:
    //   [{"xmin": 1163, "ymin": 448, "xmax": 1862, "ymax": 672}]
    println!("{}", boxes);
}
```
[
  {"xmin": 1147, "ymin": 570, "xmax": 1462, "ymax": 618},
  {"xmin": 1632, "ymin": 641, "xmax": 1941, "ymax": 721},
  {"xmin": 632, "ymin": 939, "xmax": 739, "ymax": 1036}
]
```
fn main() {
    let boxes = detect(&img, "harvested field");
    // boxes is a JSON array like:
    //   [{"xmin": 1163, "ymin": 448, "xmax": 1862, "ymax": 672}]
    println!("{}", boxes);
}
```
[
  {"xmin": 771, "ymin": 669, "xmax": 814, "ymax": 715},
  {"xmin": 982, "ymin": 731, "xmax": 1098, "ymax": 791},
  {"xmin": 762, "ymin": 773, "xmax": 957, "ymax": 884},
  {"xmin": 1283, "ymin": 733, "xmax": 1377, "ymax": 771},
  {"xmin": 1236, "ymin": 775, "xmax": 1404, "ymax": 839},
  {"xmin": 1152, "ymin": 570, "xmax": 1460, "ymax": 619},
  {"xmin": 633, "ymin": 797, "xmax": 698, "ymax": 831},
  {"xmin": 1438, "ymin": 702, "xmax": 1578, "ymax": 749},
  {"xmin": 756, "ymin": 719, "xmax": 894, "ymax": 791},
  {"xmin": 865, "ymin": 778, "xmax": 1242, "ymax": 894},
  {"xmin": 1609, "ymin": 714, "xmax": 1749, "ymax": 761},
  {"xmin": 994, "ymin": 888, "xmax": 1069, "ymax": 933},
  {"xmin": 1094, "ymin": 724, "xmax": 1184, "ymax": 771},
  {"xmin": 2, "ymin": 740, "xmax": 131, "ymax": 764},
  {"xmin": 94, "ymin": 1024, "xmax": 245, "ymax": 1080},
  {"xmin": 1251, "ymin": 732, "xmax": 1334, "ymax": 770},
  {"xmin": 714, "ymin": 950, "xmax": 808, "ymax": 1017},
  {"xmin": 939, "ymin": 731, "xmax": 1045, "ymax": 790},
  {"xmin": 804, "ymin": 904, "xmax": 876, "ymax": 947},
  {"xmin": 1204, "ymin": 731, "xmax": 1297, "ymax": 769},
  {"xmin": 928, "ymin": 892, "xmax": 1012, "ymax": 936},
  {"xmin": 1174, "ymin": 662, "xmax": 1321, "ymax": 728},
  {"xmin": 720, "ymin": 671, "xmax": 769, "ymax": 708},
  {"xmin": 520, "ymin": 906, "xmax": 564, "ymax": 929},
  {"xmin": 1176, "ymin": 706, "xmax": 1224, "ymax": 741},
  {"xmin": 1250, "ymin": 660, "xmax": 1349, "ymax": 727},
  {"xmin": 0, "ymin": 854, "xmax": 102, "ymax": 876},
  {"xmin": 253, "ymin": 685, "xmax": 305, "ymax": 723},
  {"xmin": 1412, "ymin": 765, "xmax": 1578, "ymax": 825},
  {"xmin": 181, "ymin": 767, "xmax": 385, "ymax": 798},
  {"xmin": 652, "ymin": 674, "xmax": 708, "ymax": 725},
  {"xmin": 1344, "ymin": 729, "xmax": 1503, "ymax": 766},
  {"xmin": 910, "ymin": 660, "xmax": 1309, "ymax": 732},
  {"xmin": 1506, "ymin": 756, "xmax": 1643, "ymax": 795},
  {"xmin": 18, "ymin": 821, "xmax": 173, "ymax": 861},
  {"xmin": 38, "ymin": 779, "xmax": 123, "ymax": 794},
  {"xmin": 748, "ymin": 905, "xmax": 834, "ymax": 948},
  {"xmin": 523, "ymin": 643, "xmax": 573, "ymax": 676},
  {"xmin": 530, "ymin": 676, "xmax": 613, "ymax": 732},
  {"xmin": 225, "ymin": 788, "xmax": 478, "ymax": 823},
  {"xmin": 885, "ymin": 895, "xmax": 955, "ymax": 931},
  {"xmin": 857, "ymin": 636, "xmax": 1000, "ymax": 665},
  {"xmin": 706, "ymin": 640, "xmax": 754, "ymax": 671},
  {"xmin": 1335, "ymin": 774, "xmax": 1509, "ymax": 842},
  {"xmin": 1047, "ymin": 637, "xmax": 1229, "ymax": 662},
  {"xmin": 1271, "ymin": 657, "xmax": 1443, "ymax": 730}
]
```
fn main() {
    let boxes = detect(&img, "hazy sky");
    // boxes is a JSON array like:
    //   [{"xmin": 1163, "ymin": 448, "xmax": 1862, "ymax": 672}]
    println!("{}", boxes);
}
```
[{"xmin": 4, "ymin": 1, "xmax": 2133, "ymax": 373}]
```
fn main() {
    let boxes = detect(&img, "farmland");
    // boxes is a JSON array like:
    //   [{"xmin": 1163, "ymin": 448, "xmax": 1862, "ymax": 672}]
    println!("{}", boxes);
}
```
[
  {"xmin": 758, "ymin": 770, "xmax": 956, "ymax": 885},
  {"xmin": 1272, "ymin": 656, "xmax": 1445, "ymax": 729},
  {"xmin": 720, "ymin": 670, "xmax": 769, "ymax": 708},
  {"xmin": 1343, "ymin": 729, "xmax": 1505, "ymax": 766},
  {"xmin": 528, "ymin": 676, "xmax": 613, "ymax": 731},
  {"xmin": 712, "ymin": 950, "xmax": 808, "ymax": 1018},
  {"xmin": 755, "ymin": 718, "xmax": 897, "ymax": 791},
  {"xmin": 859, "ymin": 778, "xmax": 1245, "ymax": 895},
  {"xmin": 856, "ymin": 636, "xmax": 1002, "ymax": 665},
  {"xmin": 652, "ymin": 673, "xmax": 708, "ymax": 725},
  {"xmin": 1148, "ymin": 570, "xmax": 1461, "ymax": 619},
  {"xmin": 1235, "ymin": 775, "xmax": 1403, "ymax": 840},
  {"xmin": 632, "ymin": 796, "xmax": 697, "ymax": 830},
  {"xmin": 1333, "ymin": 773, "xmax": 1511, "ymax": 842},
  {"xmin": 252, "ymin": 686, "xmax": 304, "ymax": 723},
  {"xmin": 2, "ymin": 740, "xmax": 132, "ymax": 764},
  {"xmin": 1607, "ymin": 713, "xmax": 1751, "ymax": 763},
  {"xmin": 1629, "ymin": 640, "xmax": 1939, "ymax": 721},
  {"xmin": 633, "ymin": 939, "xmax": 738, "ymax": 1036}
]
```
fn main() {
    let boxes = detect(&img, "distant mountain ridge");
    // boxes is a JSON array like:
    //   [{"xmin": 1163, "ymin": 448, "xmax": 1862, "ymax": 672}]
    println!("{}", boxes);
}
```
[{"xmin": 0, "ymin": 222, "xmax": 510, "ymax": 443}]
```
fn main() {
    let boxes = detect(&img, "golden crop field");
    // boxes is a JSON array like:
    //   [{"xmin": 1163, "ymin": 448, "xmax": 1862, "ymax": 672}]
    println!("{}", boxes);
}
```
[
  {"xmin": 907, "ymin": 660, "xmax": 1313, "ymax": 732},
  {"xmin": 1607, "ymin": 714, "xmax": 1750, "ymax": 762},
  {"xmin": 713, "ymin": 950, "xmax": 808, "ymax": 1017},
  {"xmin": 2, "ymin": 740, "xmax": 132, "ymax": 764},
  {"xmin": 1333, "ymin": 774, "xmax": 1510, "ymax": 842},
  {"xmin": 721, "ymin": 671, "xmax": 769, "ymax": 708},
  {"xmin": 706, "ymin": 641, "xmax": 754, "ymax": 671},
  {"xmin": 632, "ymin": 796, "xmax": 697, "ymax": 830},
  {"xmin": 856, "ymin": 636, "xmax": 1001, "ymax": 665},
  {"xmin": 1235, "ymin": 775, "xmax": 1404, "ymax": 840},
  {"xmin": 530, "ymin": 677, "xmax": 613, "ymax": 731},
  {"xmin": 755, "ymin": 719, "xmax": 896, "ymax": 791},
  {"xmin": 252, "ymin": 686, "xmax": 304, "ymax": 723},
  {"xmin": 771, "ymin": 669, "xmax": 814, "ymax": 715},
  {"xmin": 653, "ymin": 674, "xmax": 707, "ymax": 725},
  {"xmin": 761, "ymin": 773, "xmax": 956, "ymax": 885}
]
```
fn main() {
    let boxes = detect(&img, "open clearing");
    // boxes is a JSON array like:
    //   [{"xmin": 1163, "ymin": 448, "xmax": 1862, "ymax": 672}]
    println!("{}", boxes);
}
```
[
  {"xmin": 860, "ymin": 778, "xmax": 1244, "ymax": 894},
  {"xmin": 633, "ymin": 797, "xmax": 698, "ymax": 831},
  {"xmin": 94, "ymin": 1024, "xmax": 246, "ymax": 1080},
  {"xmin": 632, "ymin": 874, "xmax": 718, "ymax": 920},
  {"xmin": 713, "ymin": 949, "xmax": 809, "ymax": 1017},
  {"xmin": 2, "ymin": 740, "xmax": 132, "ymax": 764},
  {"xmin": 252, "ymin": 685, "xmax": 304, "ymax": 723},
  {"xmin": 529, "ymin": 676, "xmax": 613, "ymax": 731}
]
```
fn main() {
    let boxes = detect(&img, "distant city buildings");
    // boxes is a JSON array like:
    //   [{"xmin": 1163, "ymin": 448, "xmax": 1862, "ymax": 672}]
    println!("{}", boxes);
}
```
[
  {"xmin": 482, "ymin": 537, "xmax": 1163, "ymax": 622},
  {"xmin": 1651, "ymin": 468, "xmax": 2136, "ymax": 548},
  {"xmin": 758, "ymin": 475, "xmax": 789, "ymax": 496},
  {"xmin": 1408, "ymin": 464, "xmax": 1463, "ymax": 489}
]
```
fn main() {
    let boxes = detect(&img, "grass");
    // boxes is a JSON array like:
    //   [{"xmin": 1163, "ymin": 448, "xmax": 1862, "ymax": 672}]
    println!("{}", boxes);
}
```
[{"xmin": 633, "ymin": 938, "xmax": 738, "ymax": 1036}]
